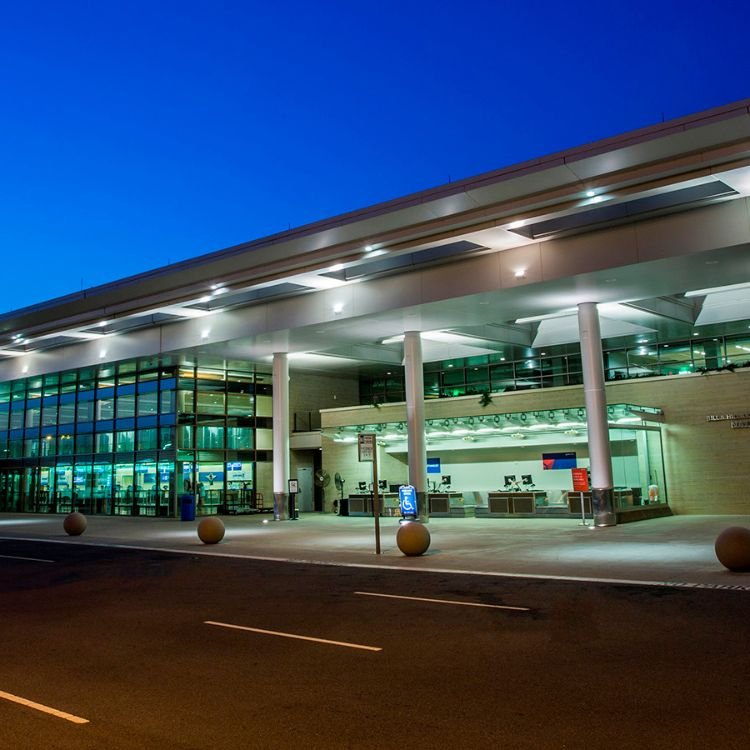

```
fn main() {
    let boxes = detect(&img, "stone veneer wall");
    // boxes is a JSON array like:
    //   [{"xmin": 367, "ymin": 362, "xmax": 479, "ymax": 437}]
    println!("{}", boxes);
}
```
[{"xmin": 321, "ymin": 369, "xmax": 750, "ymax": 515}]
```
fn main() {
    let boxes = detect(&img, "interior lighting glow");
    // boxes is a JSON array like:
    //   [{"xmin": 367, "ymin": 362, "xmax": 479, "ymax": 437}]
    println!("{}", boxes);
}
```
[
  {"xmin": 332, "ymin": 302, "xmax": 344, "ymax": 314},
  {"xmin": 507, "ymin": 219, "xmax": 525, "ymax": 229},
  {"xmin": 514, "ymin": 268, "xmax": 527, "ymax": 279},
  {"xmin": 199, "ymin": 295, "xmax": 211, "ymax": 303},
  {"xmin": 585, "ymin": 190, "xmax": 596, "ymax": 198}
]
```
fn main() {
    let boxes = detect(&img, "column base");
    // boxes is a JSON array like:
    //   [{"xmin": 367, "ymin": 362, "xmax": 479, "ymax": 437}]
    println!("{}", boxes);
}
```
[
  {"xmin": 273, "ymin": 492, "xmax": 289, "ymax": 521},
  {"xmin": 592, "ymin": 488, "xmax": 617, "ymax": 527},
  {"xmin": 417, "ymin": 491, "xmax": 430, "ymax": 524}
]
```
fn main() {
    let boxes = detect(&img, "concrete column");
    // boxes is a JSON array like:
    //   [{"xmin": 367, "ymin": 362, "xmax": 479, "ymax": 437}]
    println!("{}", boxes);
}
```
[
  {"xmin": 272, "ymin": 352, "xmax": 290, "ymax": 520},
  {"xmin": 577, "ymin": 302, "xmax": 616, "ymax": 527},
  {"xmin": 404, "ymin": 332, "xmax": 428, "ymax": 522}
]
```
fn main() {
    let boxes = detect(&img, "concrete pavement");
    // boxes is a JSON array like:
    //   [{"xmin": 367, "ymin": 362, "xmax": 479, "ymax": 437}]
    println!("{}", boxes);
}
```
[{"xmin": 2, "ymin": 511, "xmax": 750, "ymax": 590}]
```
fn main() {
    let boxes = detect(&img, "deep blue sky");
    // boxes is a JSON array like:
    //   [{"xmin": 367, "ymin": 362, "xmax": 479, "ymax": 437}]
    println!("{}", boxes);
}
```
[{"xmin": 1, "ymin": 0, "xmax": 748, "ymax": 314}]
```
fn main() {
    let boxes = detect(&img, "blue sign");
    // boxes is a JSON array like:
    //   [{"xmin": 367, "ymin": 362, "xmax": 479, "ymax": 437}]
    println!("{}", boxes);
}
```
[
  {"xmin": 399, "ymin": 485, "xmax": 418, "ymax": 517},
  {"xmin": 427, "ymin": 457, "xmax": 441, "ymax": 474}
]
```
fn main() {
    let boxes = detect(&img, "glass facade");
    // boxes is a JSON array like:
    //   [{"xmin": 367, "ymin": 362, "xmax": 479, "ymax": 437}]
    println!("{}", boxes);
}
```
[
  {"xmin": 0, "ymin": 358, "xmax": 273, "ymax": 516},
  {"xmin": 361, "ymin": 330, "xmax": 750, "ymax": 404}
]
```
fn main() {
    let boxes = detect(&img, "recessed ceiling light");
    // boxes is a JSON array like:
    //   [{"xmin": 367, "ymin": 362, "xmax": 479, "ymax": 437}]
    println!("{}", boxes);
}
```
[
  {"xmin": 585, "ymin": 190, "xmax": 596, "ymax": 198},
  {"xmin": 364, "ymin": 245, "xmax": 374, "ymax": 252}
]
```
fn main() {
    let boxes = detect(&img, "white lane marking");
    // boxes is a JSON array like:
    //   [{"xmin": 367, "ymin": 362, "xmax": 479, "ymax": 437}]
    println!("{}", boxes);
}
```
[
  {"xmin": 0, "ymin": 689, "xmax": 89, "ymax": 724},
  {"xmin": 0, "ymin": 554, "xmax": 55, "ymax": 563},
  {"xmin": 205, "ymin": 620, "xmax": 382, "ymax": 652},
  {"xmin": 355, "ymin": 590, "xmax": 530, "ymax": 611},
  {"xmin": 4, "ymin": 536, "xmax": 749, "ymax": 592}
]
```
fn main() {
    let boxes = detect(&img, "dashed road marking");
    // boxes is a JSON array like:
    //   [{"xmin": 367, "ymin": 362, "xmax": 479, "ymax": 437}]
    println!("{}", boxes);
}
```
[
  {"xmin": 355, "ymin": 591, "xmax": 530, "ymax": 611},
  {"xmin": 205, "ymin": 620, "xmax": 382, "ymax": 652},
  {"xmin": 0, "ymin": 689, "xmax": 89, "ymax": 724}
]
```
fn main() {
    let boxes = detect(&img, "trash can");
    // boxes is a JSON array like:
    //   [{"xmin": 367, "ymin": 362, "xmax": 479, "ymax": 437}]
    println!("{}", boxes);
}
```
[
  {"xmin": 338, "ymin": 498, "xmax": 349, "ymax": 517},
  {"xmin": 179, "ymin": 493, "xmax": 196, "ymax": 521}
]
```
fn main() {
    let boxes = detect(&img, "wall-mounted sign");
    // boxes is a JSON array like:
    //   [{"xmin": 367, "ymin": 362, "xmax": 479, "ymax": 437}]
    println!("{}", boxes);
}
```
[
  {"xmin": 543, "ymin": 452, "xmax": 577, "ymax": 470},
  {"xmin": 731, "ymin": 419, "xmax": 750, "ymax": 429},
  {"xmin": 427, "ymin": 457, "xmax": 441, "ymax": 474},
  {"xmin": 706, "ymin": 413, "xmax": 750, "ymax": 422}
]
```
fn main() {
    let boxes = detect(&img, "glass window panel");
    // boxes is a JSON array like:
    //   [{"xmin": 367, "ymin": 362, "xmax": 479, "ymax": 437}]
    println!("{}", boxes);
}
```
[
  {"xmin": 137, "ymin": 428, "xmax": 158, "ymax": 451},
  {"xmin": 96, "ymin": 432, "xmax": 113, "ymax": 453},
  {"xmin": 25, "ymin": 400, "xmax": 41, "ymax": 428},
  {"xmin": 97, "ymin": 392, "xmax": 115, "ymax": 420},
  {"xmin": 178, "ymin": 425, "xmax": 194, "ymax": 450},
  {"xmin": 77, "ymin": 398, "xmax": 95, "ymax": 422},
  {"xmin": 196, "ymin": 424, "xmax": 225, "ymax": 449},
  {"xmin": 159, "ymin": 426, "xmax": 175, "ymax": 451},
  {"xmin": 76, "ymin": 434, "xmax": 94, "ymax": 454},
  {"xmin": 138, "ymin": 391, "xmax": 159, "ymax": 416},
  {"xmin": 693, "ymin": 338, "xmax": 725, "ymax": 371},
  {"xmin": 58, "ymin": 400, "xmax": 76, "ymax": 424},
  {"xmin": 227, "ymin": 392, "xmax": 254, "ymax": 417},
  {"xmin": 227, "ymin": 426, "xmax": 253, "ymax": 450},
  {"xmin": 116, "ymin": 430, "xmax": 135, "ymax": 452},
  {"xmin": 58, "ymin": 432, "xmax": 74, "ymax": 455},
  {"xmin": 11, "ymin": 403, "xmax": 26, "ymax": 429},
  {"xmin": 196, "ymin": 391, "xmax": 225, "ymax": 415},
  {"xmin": 116, "ymin": 394, "xmax": 136, "ymax": 419},
  {"xmin": 41, "ymin": 434, "xmax": 56, "ymax": 457},
  {"xmin": 24, "ymin": 438, "xmax": 39, "ymax": 457},
  {"xmin": 177, "ymin": 390, "xmax": 194, "ymax": 414}
]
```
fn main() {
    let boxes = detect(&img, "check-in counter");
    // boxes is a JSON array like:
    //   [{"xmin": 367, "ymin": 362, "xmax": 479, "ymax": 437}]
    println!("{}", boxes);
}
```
[
  {"xmin": 485, "ymin": 491, "xmax": 547, "ymax": 515},
  {"xmin": 428, "ymin": 492, "xmax": 471, "ymax": 517},
  {"xmin": 347, "ymin": 493, "xmax": 399, "ymax": 516}
]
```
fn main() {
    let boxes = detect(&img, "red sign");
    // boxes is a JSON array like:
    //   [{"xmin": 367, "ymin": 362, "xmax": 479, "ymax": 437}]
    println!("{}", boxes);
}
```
[{"xmin": 571, "ymin": 467, "xmax": 589, "ymax": 492}]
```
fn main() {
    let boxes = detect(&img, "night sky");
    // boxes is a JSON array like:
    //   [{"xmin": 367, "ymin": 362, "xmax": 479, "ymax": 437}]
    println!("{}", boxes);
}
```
[{"xmin": 1, "ymin": 0, "xmax": 748, "ymax": 314}]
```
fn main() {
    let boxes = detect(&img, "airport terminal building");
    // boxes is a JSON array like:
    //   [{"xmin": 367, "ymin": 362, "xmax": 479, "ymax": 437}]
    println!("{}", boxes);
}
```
[{"xmin": 1, "ymin": 99, "xmax": 749, "ymax": 525}]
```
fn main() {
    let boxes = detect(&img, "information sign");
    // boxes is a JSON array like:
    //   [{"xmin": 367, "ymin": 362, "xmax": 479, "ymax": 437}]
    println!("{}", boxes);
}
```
[
  {"xmin": 358, "ymin": 433, "xmax": 376, "ymax": 462},
  {"xmin": 571, "ymin": 467, "xmax": 589, "ymax": 492},
  {"xmin": 399, "ymin": 485, "xmax": 418, "ymax": 517}
]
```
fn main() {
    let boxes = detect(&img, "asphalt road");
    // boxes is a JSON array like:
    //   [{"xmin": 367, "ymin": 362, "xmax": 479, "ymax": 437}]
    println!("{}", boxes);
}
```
[{"xmin": 1, "ymin": 539, "xmax": 748, "ymax": 749}]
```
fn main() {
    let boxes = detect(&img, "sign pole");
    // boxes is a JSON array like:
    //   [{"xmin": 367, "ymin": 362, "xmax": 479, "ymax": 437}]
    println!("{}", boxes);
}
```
[
  {"xmin": 373, "ymin": 447, "xmax": 381, "ymax": 555},
  {"xmin": 571, "ymin": 467, "xmax": 590, "ymax": 527},
  {"xmin": 358, "ymin": 433, "xmax": 381, "ymax": 555}
]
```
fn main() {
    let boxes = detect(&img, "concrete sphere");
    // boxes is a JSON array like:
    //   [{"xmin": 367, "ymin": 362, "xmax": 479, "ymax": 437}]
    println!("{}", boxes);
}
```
[
  {"xmin": 197, "ymin": 516, "xmax": 226, "ymax": 545},
  {"xmin": 715, "ymin": 526, "xmax": 750, "ymax": 572},
  {"xmin": 396, "ymin": 521, "xmax": 431, "ymax": 556},
  {"xmin": 63, "ymin": 512, "xmax": 87, "ymax": 536}
]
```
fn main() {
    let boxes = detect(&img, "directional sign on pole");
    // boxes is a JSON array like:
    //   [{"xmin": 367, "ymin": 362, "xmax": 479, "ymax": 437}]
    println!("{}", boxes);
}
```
[
  {"xmin": 358, "ymin": 433, "xmax": 376, "ymax": 462},
  {"xmin": 357, "ymin": 433, "xmax": 380, "ymax": 554}
]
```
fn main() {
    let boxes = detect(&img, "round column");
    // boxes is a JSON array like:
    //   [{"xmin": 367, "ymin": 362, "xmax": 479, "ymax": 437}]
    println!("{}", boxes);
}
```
[
  {"xmin": 577, "ymin": 302, "xmax": 616, "ymax": 527},
  {"xmin": 404, "ymin": 332, "xmax": 428, "ymax": 522},
  {"xmin": 272, "ymin": 352, "xmax": 290, "ymax": 520}
]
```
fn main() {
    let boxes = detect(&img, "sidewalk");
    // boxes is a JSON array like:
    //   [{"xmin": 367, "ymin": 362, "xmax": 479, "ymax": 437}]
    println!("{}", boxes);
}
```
[{"xmin": 2, "ymin": 512, "xmax": 750, "ymax": 590}]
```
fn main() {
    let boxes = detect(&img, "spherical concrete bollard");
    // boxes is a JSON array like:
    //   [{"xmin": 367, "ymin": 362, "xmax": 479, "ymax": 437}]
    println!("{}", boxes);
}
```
[
  {"xmin": 396, "ymin": 521, "xmax": 431, "ymax": 556},
  {"xmin": 715, "ymin": 526, "xmax": 750, "ymax": 572},
  {"xmin": 197, "ymin": 516, "xmax": 225, "ymax": 545},
  {"xmin": 63, "ymin": 512, "xmax": 87, "ymax": 536}
]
